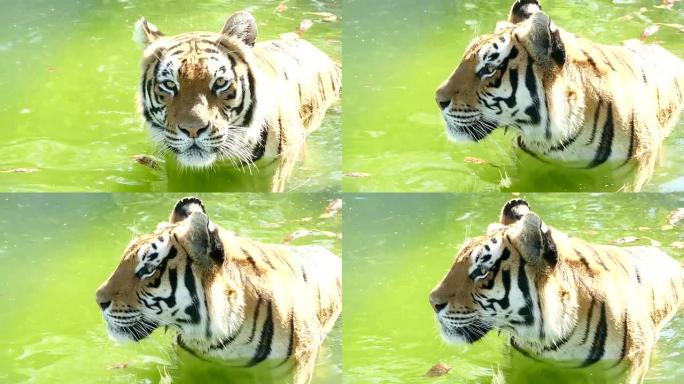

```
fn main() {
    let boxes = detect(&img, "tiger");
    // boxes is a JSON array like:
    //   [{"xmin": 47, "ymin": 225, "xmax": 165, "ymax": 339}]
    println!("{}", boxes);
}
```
[
  {"xmin": 435, "ymin": 0, "xmax": 684, "ymax": 191},
  {"xmin": 134, "ymin": 11, "xmax": 341, "ymax": 192},
  {"xmin": 95, "ymin": 197, "xmax": 342, "ymax": 384},
  {"xmin": 429, "ymin": 198, "xmax": 684, "ymax": 384}
]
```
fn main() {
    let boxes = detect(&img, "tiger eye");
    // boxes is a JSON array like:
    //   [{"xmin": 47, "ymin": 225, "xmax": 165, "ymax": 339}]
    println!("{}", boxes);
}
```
[
  {"xmin": 163, "ymin": 80, "xmax": 176, "ymax": 90},
  {"xmin": 215, "ymin": 78, "xmax": 227, "ymax": 87}
]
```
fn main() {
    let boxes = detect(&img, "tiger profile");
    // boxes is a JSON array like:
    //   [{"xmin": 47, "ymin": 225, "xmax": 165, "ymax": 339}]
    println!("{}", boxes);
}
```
[
  {"xmin": 134, "ymin": 11, "xmax": 341, "ymax": 192},
  {"xmin": 95, "ymin": 197, "xmax": 342, "ymax": 384},
  {"xmin": 435, "ymin": 0, "xmax": 684, "ymax": 191},
  {"xmin": 429, "ymin": 199, "xmax": 684, "ymax": 384}
]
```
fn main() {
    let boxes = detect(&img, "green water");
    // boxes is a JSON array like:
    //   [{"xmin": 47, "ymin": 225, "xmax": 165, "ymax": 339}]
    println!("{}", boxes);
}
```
[
  {"xmin": 342, "ymin": 0, "xmax": 684, "ymax": 192},
  {"xmin": 0, "ymin": 193, "xmax": 341, "ymax": 383},
  {"xmin": 343, "ymin": 193, "xmax": 684, "ymax": 383},
  {"xmin": 0, "ymin": 0, "xmax": 341, "ymax": 192}
]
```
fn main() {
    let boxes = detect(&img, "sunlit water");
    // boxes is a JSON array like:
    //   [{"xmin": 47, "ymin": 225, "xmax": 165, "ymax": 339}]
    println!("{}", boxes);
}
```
[
  {"xmin": 0, "ymin": 0, "xmax": 341, "ymax": 192},
  {"xmin": 343, "ymin": 193, "xmax": 684, "ymax": 383},
  {"xmin": 0, "ymin": 193, "xmax": 341, "ymax": 383},
  {"xmin": 343, "ymin": 0, "xmax": 684, "ymax": 192}
]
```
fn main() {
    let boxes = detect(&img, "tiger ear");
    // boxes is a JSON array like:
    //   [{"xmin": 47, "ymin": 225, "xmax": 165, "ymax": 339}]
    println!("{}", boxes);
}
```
[
  {"xmin": 500, "ymin": 198, "xmax": 530, "ymax": 225},
  {"xmin": 221, "ymin": 11, "xmax": 258, "ymax": 47},
  {"xmin": 508, "ymin": 212, "xmax": 558, "ymax": 268},
  {"xmin": 172, "ymin": 209, "xmax": 224, "ymax": 267},
  {"xmin": 516, "ymin": 11, "xmax": 565, "ymax": 67},
  {"xmin": 170, "ymin": 197, "xmax": 206, "ymax": 224},
  {"xmin": 509, "ymin": 0, "xmax": 542, "ymax": 24},
  {"xmin": 134, "ymin": 17, "xmax": 164, "ymax": 48}
]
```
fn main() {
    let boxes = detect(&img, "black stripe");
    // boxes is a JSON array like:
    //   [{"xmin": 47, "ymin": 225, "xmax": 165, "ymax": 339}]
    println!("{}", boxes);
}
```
[
  {"xmin": 580, "ymin": 296, "xmax": 595, "ymax": 345},
  {"xmin": 246, "ymin": 297, "xmax": 262, "ymax": 344},
  {"xmin": 622, "ymin": 112, "xmax": 636, "ymax": 166},
  {"xmin": 279, "ymin": 312, "xmax": 296, "ymax": 366},
  {"xmin": 586, "ymin": 103, "xmax": 602, "ymax": 145},
  {"xmin": 523, "ymin": 61, "xmax": 541, "ymax": 125},
  {"xmin": 587, "ymin": 103, "xmax": 613, "ymax": 168},
  {"xmin": 491, "ymin": 67, "xmax": 519, "ymax": 109},
  {"xmin": 250, "ymin": 125, "xmax": 269, "ymax": 162},
  {"xmin": 580, "ymin": 302, "xmax": 607, "ymax": 367},
  {"xmin": 613, "ymin": 311, "xmax": 629, "ymax": 367},
  {"xmin": 180, "ymin": 259, "xmax": 201, "ymax": 324},
  {"xmin": 514, "ymin": 258, "xmax": 535, "ymax": 326},
  {"xmin": 246, "ymin": 301, "xmax": 274, "ymax": 367}
]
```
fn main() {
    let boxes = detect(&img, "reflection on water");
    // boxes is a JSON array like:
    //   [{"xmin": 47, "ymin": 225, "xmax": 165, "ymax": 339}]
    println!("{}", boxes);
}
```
[
  {"xmin": 0, "ymin": 193, "xmax": 341, "ymax": 383},
  {"xmin": 343, "ymin": 193, "xmax": 684, "ymax": 383},
  {"xmin": 343, "ymin": 0, "xmax": 684, "ymax": 192},
  {"xmin": 0, "ymin": 0, "xmax": 340, "ymax": 192}
]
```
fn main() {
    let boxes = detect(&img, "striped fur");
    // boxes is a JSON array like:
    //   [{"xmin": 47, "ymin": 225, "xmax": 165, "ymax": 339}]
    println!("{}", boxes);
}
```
[
  {"xmin": 96, "ymin": 197, "xmax": 342, "ymax": 384},
  {"xmin": 435, "ymin": 0, "xmax": 684, "ymax": 191},
  {"xmin": 429, "ymin": 199, "xmax": 684, "ymax": 384},
  {"xmin": 135, "ymin": 12, "xmax": 341, "ymax": 192}
]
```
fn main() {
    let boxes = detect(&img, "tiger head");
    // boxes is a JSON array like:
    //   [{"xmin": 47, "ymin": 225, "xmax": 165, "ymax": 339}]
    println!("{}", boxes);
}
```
[
  {"xmin": 435, "ymin": 0, "xmax": 565, "ymax": 141},
  {"xmin": 135, "ymin": 12, "xmax": 266, "ymax": 168},
  {"xmin": 95, "ymin": 197, "xmax": 227, "ymax": 342},
  {"xmin": 429, "ymin": 198, "xmax": 559, "ymax": 344}
]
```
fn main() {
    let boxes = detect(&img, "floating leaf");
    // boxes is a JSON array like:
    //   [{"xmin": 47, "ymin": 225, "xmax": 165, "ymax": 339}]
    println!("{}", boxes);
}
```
[
  {"xmin": 0, "ymin": 168, "xmax": 38, "ymax": 174},
  {"xmin": 613, "ymin": 236, "xmax": 639, "ymax": 245},
  {"xmin": 637, "ymin": 226, "xmax": 650, "ymax": 231},
  {"xmin": 275, "ymin": 0, "xmax": 289, "ymax": 13},
  {"xmin": 282, "ymin": 229, "xmax": 341, "ymax": 244},
  {"xmin": 131, "ymin": 154, "xmax": 162, "ymax": 170},
  {"xmin": 425, "ymin": 363, "xmax": 452, "ymax": 377},
  {"xmin": 305, "ymin": 12, "xmax": 338, "ymax": 22},
  {"xmin": 300, "ymin": 217, "xmax": 313, "ymax": 222},
  {"xmin": 464, "ymin": 156, "xmax": 489, "ymax": 165},
  {"xmin": 320, "ymin": 198, "xmax": 342, "ymax": 219},
  {"xmin": 297, "ymin": 19, "xmax": 314, "ymax": 37},
  {"xmin": 662, "ymin": 224, "xmax": 674, "ymax": 231},
  {"xmin": 640, "ymin": 25, "xmax": 660, "ymax": 41},
  {"xmin": 666, "ymin": 208, "xmax": 684, "ymax": 225},
  {"xmin": 108, "ymin": 362, "xmax": 128, "ymax": 370},
  {"xmin": 344, "ymin": 172, "xmax": 370, "ymax": 178},
  {"xmin": 671, "ymin": 241, "xmax": 684, "ymax": 249}
]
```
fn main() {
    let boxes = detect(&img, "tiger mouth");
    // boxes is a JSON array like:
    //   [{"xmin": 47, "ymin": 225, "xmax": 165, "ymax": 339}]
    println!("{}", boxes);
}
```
[
  {"xmin": 444, "ymin": 119, "xmax": 498, "ymax": 142},
  {"xmin": 107, "ymin": 318, "xmax": 158, "ymax": 342},
  {"xmin": 440, "ymin": 321, "xmax": 492, "ymax": 344}
]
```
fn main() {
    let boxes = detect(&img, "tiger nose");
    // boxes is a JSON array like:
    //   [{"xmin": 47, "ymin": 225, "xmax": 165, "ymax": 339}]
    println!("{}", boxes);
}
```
[
  {"xmin": 95, "ymin": 287, "xmax": 111, "ymax": 311},
  {"xmin": 178, "ymin": 123, "xmax": 210, "ymax": 139},
  {"xmin": 435, "ymin": 86, "xmax": 451, "ymax": 110},
  {"xmin": 429, "ymin": 294, "xmax": 448, "ymax": 313}
]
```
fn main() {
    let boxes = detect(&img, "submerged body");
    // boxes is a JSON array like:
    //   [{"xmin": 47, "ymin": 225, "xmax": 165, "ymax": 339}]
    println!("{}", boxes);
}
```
[
  {"xmin": 436, "ymin": 0, "xmax": 684, "ymax": 191},
  {"xmin": 136, "ymin": 12, "xmax": 341, "ymax": 191},
  {"xmin": 96, "ymin": 197, "xmax": 342, "ymax": 384},
  {"xmin": 429, "ymin": 199, "xmax": 684, "ymax": 383}
]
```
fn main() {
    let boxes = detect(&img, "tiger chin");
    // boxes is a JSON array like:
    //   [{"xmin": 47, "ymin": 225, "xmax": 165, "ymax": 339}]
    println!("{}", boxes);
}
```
[
  {"xmin": 95, "ymin": 197, "xmax": 342, "ymax": 384},
  {"xmin": 429, "ymin": 198, "xmax": 684, "ymax": 384},
  {"xmin": 134, "ymin": 11, "xmax": 341, "ymax": 192},
  {"xmin": 436, "ymin": 0, "xmax": 684, "ymax": 191}
]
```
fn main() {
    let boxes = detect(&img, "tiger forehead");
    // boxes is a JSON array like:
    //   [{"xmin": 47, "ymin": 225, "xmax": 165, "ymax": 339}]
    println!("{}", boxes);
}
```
[
  {"xmin": 457, "ymin": 232, "xmax": 505, "ymax": 260},
  {"xmin": 475, "ymin": 35, "xmax": 513, "ymax": 70}
]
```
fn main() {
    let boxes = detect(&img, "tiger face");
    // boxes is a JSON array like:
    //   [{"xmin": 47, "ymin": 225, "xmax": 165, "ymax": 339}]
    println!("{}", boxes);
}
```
[
  {"xmin": 135, "ymin": 12, "xmax": 265, "ymax": 168},
  {"xmin": 435, "ymin": 0, "xmax": 565, "ymax": 142},
  {"xmin": 95, "ymin": 197, "xmax": 225, "ymax": 342},
  {"xmin": 429, "ymin": 199, "xmax": 558, "ymax": 344}
]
